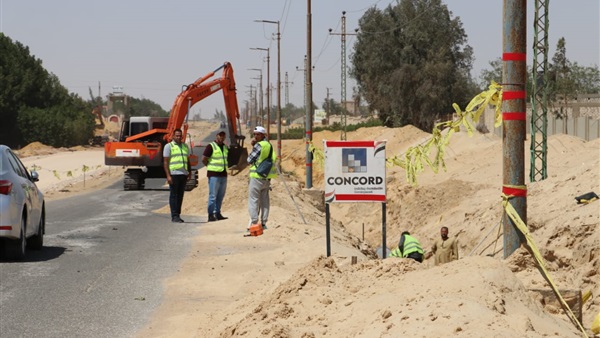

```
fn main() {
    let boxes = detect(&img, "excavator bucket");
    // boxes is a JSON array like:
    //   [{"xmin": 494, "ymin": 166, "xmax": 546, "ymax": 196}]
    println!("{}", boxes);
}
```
[{"xmin": 227, "ymin": 145, "xmax": 249, "ymax": 174}]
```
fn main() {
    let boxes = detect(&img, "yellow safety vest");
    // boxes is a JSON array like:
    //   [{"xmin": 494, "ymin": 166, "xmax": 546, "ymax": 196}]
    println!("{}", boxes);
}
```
[
  {"xmin": 206, "ymin": 142, "xmax": 228, "ymax": 172},
  {"xmin": 400, "ymin": 235, "xmax": 424, "ymax": 257},
  {"xmin": 168, "ymin": 142, "xmax": 189, "ymax": 171},
  {"xmin": 249, "ymin": 140, "xmax": 277, "ymax": 179}
]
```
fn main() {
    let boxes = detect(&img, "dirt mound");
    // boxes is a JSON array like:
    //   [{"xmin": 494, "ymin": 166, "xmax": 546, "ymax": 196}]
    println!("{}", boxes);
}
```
[
  {"xmin": 16, "ymin": 142, "xmax": 58, "ymax": 157},
  {"xmin": 212, "ymin": 256, "xmax": 580, "ymax": 337}
]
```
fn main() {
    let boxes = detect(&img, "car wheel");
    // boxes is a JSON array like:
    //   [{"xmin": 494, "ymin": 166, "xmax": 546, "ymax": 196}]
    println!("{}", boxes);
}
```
[
  {"xmin": 8, "ymin": 217, "xmax": 26, "ymax": 260},
  {"xmin": 28, "ymin": 207, "xmax": 44, "ymax": 250}
]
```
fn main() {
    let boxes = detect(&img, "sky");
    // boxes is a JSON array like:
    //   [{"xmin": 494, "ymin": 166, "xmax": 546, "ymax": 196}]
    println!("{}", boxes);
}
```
[{"xmin": 1, "ymin": 1, "xmax": 598, "ymax": 120}]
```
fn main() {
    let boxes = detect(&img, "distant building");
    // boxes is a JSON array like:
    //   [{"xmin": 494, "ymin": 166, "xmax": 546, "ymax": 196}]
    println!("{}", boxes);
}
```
[{"xmin": 342, "ymin": 100, "xmax": 356, "ymax": 115}]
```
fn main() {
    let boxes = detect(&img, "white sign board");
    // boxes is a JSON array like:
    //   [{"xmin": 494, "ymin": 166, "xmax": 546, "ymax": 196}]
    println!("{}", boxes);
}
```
[
  {"xmin": 324, "ymin": 140, "xmax": 386, "ymax": 203},
  {"xmin": 314, "ymin": 109, "xmax": 327, "ymax": 122}
]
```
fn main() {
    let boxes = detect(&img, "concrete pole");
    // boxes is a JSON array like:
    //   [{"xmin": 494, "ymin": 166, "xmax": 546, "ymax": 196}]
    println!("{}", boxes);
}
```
[
  {"xmin": 305, "ymin": 0, "xmax": 313, "ymax": 188},
  {"xmin": 250, "ymin": 47, "xmax": 270, "ymax": 131},
  {"xmin": 502, "ymin": 0, "xmax": 527, "ymax": 258},
  {"xmin": 276, "ymin": 21, "xmax": 282, "ymax": 168},
  {"xmin": 259, "ymin": 72, "xmax": 263, "ymax": 127}
]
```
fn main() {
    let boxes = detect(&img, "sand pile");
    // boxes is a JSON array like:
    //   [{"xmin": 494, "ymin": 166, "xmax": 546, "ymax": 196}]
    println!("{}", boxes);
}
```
[
  {"xmin": 15, "ymin": 141, "xmax": 59, "ymax": 157},
  {"xmin": 213, "ymin": 256, "xmax": 580, "ymax": 337}
]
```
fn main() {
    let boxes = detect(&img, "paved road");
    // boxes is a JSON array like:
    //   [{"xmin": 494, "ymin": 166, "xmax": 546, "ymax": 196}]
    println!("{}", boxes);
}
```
[{"xmin": 0, "ymin": 180, "xmax": 205, "ymax": 338}]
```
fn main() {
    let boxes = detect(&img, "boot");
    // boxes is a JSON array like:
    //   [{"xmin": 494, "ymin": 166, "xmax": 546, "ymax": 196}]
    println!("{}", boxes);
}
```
[
  {"xmin": 208, "ymin": 214, "xmax": 217, "ymax": 222},
  {"xmin": 216, "ymin": 213, "xmax": 228, "ymax": 220}
]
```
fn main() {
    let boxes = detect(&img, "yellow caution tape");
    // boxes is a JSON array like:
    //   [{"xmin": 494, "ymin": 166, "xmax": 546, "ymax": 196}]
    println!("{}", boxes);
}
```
[
  {"xmin": 580, "ymin": 197, "xmax": 598, "ymax": 204},
  {"xmin": 592, "ymin": 310, "xmax": 600, "ymax": 334},
  {"xmin": 582, "ymin": 289, "xmax": 592, "ymax": 304},
  {"xmin": 386, "ymin": 81, "xmax": 503, "ymax": 185},
  {"xmin": 502, "ymin": 194, "xmax": 589, "ymax": 338},
  {"xmin": 308, "ymin": 142, "xmax": 325, "ymax": 168}
]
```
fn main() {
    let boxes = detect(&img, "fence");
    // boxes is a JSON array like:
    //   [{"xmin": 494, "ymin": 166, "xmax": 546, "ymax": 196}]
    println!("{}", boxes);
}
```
[{"xmin": 482, "ymin": 94, "xmax": 600, "ymax": 140}]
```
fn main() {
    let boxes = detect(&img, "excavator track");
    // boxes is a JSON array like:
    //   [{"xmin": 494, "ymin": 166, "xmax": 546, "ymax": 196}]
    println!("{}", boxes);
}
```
[
  {"xmin": 124, "ymin": 169, "xmax": 145, "ymax": 190},
  {"xmin": 185, "ymin": 170, "xmax": 198, "ymax": 191}
]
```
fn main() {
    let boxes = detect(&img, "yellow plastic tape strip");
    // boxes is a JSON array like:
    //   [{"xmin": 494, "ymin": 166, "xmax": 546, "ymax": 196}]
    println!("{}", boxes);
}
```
[
  {"xmin": 582, "ymin": 289, "xmax": 592, "ymax": 305},
  {"xmin": 502, "ymin": 194, "xmax": 589, "ymax": 338},
  {"xmin": 592, "ymin": 310, "xmax": 600, "ymax": 334},
  {"xmin": 387, "ymin": 81, "xmax": 503, "ymax": 185},
  {"xmin": 580, "ymin": 197, "xmax": 598, "ymax": 204}
]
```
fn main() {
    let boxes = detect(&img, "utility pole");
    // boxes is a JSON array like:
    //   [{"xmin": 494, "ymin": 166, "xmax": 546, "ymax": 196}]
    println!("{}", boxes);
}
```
[
  {"xmin": 530, "ymin": 0, "xmax": 550, "ymax": 182},
  {"xmin": 246, "ymin": 85, "xmax": 255, "ymax": 130},
  {"xmin": 502, "ymin": 0, "xmax": 527, "ymax": 258},
  {"xmin": 326, "ymin": 87, "xmax": 331, "ymax": 125},
  {"xmin": 248, "ymin": 68, "xmax": 263, "ymax": 132},
  {"xmin": 284, "ymin": 72, "xmax": 293, "ymax": 106},
  {"xmin": 296, "ymin": 55, "xmax": 308, "ymax": 110},
  {"xmin": 243, "ymin": 100, "xmax": 249, "ymax": 126},
  {"xmin": 306, "ymin": 0, "xmax": 314, "ymax": 188},
  {"xmin": 251, "ymin": 77, "xmax": 261, "ymax": 131},
  {"xmin": 250, "ymin": 47, "xmax": 270, "ymax": 131},
  {"xmin": 329, "ymin": 11, "xmax": 358, "ymax": 140},
  {"xmin": 256, "ymin": 19, "xmax": 282, "ymax": 164}
]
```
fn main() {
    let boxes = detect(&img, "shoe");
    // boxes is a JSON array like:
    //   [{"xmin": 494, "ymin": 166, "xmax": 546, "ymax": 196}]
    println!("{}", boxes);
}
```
[
  {"xmin": 216, "ymin": 213, "xmax": 228, "ymax": 220},
  {"xmin": 262, "ymin": 223, "xmax": 267, "ymax": 230},
  {"xmin": 178, "ymin": 217, "xmax": 185, "ymax": 223},
  {"xmin": 172, "ymin": 216, "xmax": 183, "ymax": 223},
  {"xmin": 208, "ymin": 214, "xmax": 217, "ymax": 222}
]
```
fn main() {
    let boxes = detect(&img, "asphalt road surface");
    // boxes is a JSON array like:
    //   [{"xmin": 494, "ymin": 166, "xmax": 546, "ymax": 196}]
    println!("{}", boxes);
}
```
[
  {"xmin": 0, "ymin": 125, "xmax": 228, "ymax": 337},
  {"xmin": 0, "ymin": 179, "xmax": 206, "ymax": 337}
]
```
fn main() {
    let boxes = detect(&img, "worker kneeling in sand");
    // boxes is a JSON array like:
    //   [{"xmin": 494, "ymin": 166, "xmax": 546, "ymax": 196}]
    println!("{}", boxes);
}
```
[{"xmin": 390, "ymin": 231, "xmax": 424, "ymax": 262}]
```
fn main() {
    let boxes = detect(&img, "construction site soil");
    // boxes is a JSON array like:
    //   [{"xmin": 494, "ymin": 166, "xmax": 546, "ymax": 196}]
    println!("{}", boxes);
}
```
[{"xmin": 17, "ymin": 120, "xmax": 600, "ymax": 337}]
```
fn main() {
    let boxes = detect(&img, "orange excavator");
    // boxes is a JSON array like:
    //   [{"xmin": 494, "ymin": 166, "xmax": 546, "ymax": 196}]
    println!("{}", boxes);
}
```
[{"xmin": 104, "ymin": 62, "xmax": 248, "ymax": 190}]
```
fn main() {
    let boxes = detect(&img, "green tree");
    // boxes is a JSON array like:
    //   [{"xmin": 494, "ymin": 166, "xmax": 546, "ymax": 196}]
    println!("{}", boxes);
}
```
[
  {"xmin": 351, "ymin": 0, "xmax": 477, "ymax": 131},
  {"xmin": 479, "ymin": 58, "xmax": 502, "ymax": 89},
  {"xmin": 549, "ymin": 37, "xmax": 576, "ymax": 119},
  {"xmin": 17, "ymin": 95, "xmax": 94, "ymax": 148},
  {"xmin": 127, "ymin": 97, "xmax": 168, "ymax": 117},
  {"xmin": 548, "ymin": 37, "xmax": 600, "ymax": 97},
  {"xmin": 282, "ymin": 102, "xmax": 307, "ymax": 124},
  {"xmin": 570, "ymin": 62, "xmax": 600, "ymax": 94},
  {"xmin": 0, "ymin": 33, "xmax": 94, "ymax": 147},
  {"xmin": 322, "ymin": 98, "xmax": 343, "ymax": 117}
]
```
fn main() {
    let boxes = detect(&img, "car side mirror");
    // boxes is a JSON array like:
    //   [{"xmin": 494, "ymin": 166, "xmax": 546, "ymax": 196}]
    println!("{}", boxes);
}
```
[{"xmin": 31, "ymin": 171, "xmax": 39, "ymax": 182}]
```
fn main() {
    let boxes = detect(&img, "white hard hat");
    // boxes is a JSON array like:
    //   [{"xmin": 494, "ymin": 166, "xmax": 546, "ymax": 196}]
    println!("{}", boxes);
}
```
[{"xmin": 254, "ymin": 126, "xmax": 267, "ymax": 135}]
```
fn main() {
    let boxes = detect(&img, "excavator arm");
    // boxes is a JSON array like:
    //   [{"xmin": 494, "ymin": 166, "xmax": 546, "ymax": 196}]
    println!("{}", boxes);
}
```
[
  {"xmin": 150, "ymin": 61, "xmax": 247, "ymax": 169},
  {"xmin": 164, "ymin": 62, "xmax": 242, "ymax": 143},
  {"xmin": 125, "ymin": 62, "xmax": 243, "ymax": 144}
]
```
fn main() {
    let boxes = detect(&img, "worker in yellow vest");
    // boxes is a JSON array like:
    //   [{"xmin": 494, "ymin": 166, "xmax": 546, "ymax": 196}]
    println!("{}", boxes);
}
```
[
  {"xmin": 247, "ymin": 126, "xmax": 277, "ymax": 231},
  {"xmin": 390, "ymin": 231, "xmax": 424, "ymax": 262},
  {"xmin": 202, "ymin": 131, "xmax": 229, "ymax": 222},
  {"xmin": 163, "ymin": 129, "xmax": 191, "ymax": 223}
]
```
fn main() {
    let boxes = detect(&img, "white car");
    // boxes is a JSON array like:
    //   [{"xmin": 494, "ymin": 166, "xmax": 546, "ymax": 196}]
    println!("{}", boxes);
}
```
[{"xmin": 0, "ymin": 145, "xmax": 45, "ymax": 260}]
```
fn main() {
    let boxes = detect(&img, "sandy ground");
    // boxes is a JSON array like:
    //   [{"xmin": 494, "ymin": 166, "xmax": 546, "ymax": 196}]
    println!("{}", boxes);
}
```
[
  {"xmin": 18, "ymin": 145, "xmax": 123, "ymax": 201},
  {"xmin": 17, "ymin": 121, "xmax": 600, "ymax": 337}
]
